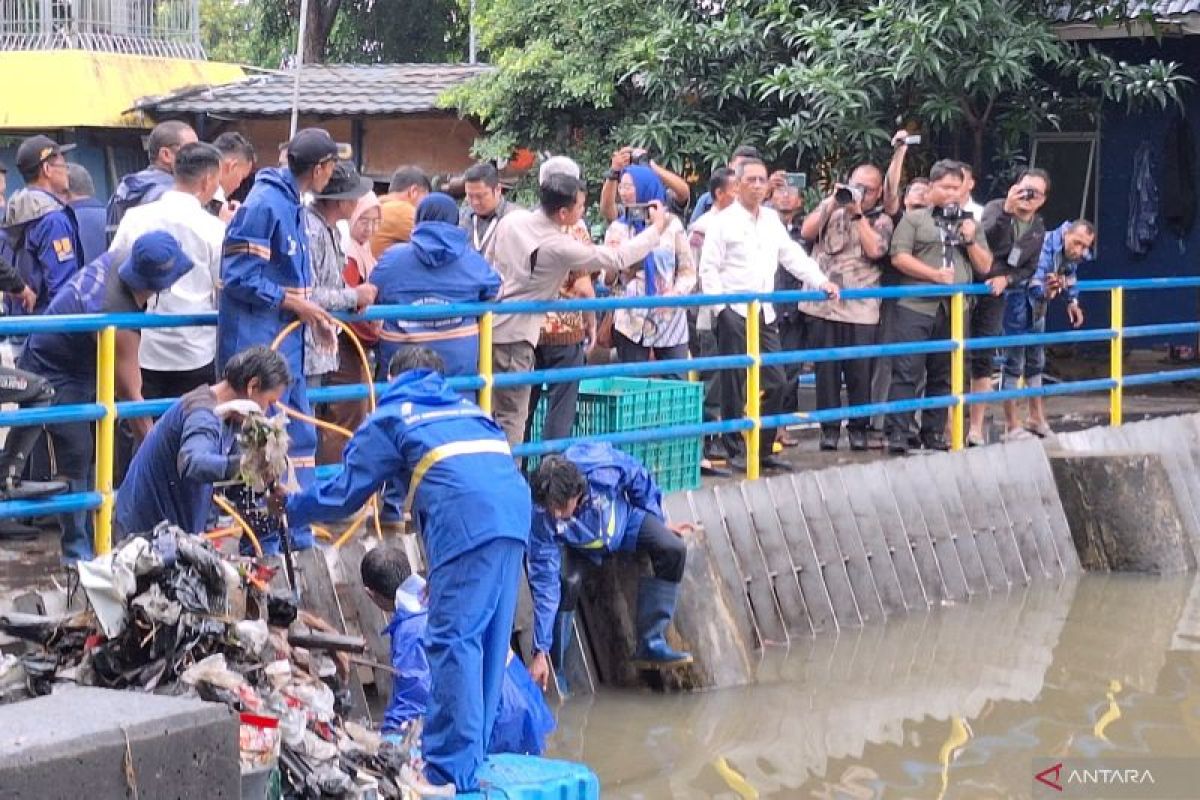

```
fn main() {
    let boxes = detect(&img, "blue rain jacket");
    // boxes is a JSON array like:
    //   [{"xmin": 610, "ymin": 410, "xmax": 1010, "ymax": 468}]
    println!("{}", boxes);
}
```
[
  {"xmin": 382, "ymin": 578, "xmax": 554, "ymax": 755},
  {"xmin": 106, "ymin": 167, "xmax": 173, "ymax": 242},
  {"xmin": 285, "ymin": 369, "xmax": 530, "ymax": 571},
  {"xmin": 70, "ymin": 197, "xmax": 108, "ymax": 266},
  {"xmin": 528, "ymin": 442, "xmax": 664, "ymax": 651},
  {"xmin": 1004, "ymin": 221, "xmax": 1093, "ymax": 334},
  {"xmin": 3, "ymin": 187, "xmax": 83, "ymax": 315},
  {"xmin": 18, "ymin": 253, "xmax": 114, "ymax": 381},
  {"xmin": 370, "ymin": 221, "xmax": 501, "ymax": 379},
  {"xmin": 115, "ymin": 386, "xmax": 239, "ymax": 536},
  {"xmin": 217, "ymin": 168, "xmax": 310, "ymax": 372}
]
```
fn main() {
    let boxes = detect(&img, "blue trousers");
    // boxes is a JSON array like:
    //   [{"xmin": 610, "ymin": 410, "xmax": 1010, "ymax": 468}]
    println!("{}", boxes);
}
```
[
  {"xmin": 44, "ymin": 374, "xmax": 94, "ymax": 563},
  {"xmin": 259, "ymin": 371, "xmax": 316, "ymax": 554},
  {"xmin": 423, "ymin": 537, "xmax": 524, "ymax": 792},
  {"xmin": 1001, "ymin": 290, "xmax": 1048, "ymax": 391}
]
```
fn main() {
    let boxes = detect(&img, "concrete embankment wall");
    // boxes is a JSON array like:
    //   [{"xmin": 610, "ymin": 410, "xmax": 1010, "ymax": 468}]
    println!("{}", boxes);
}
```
[{"xmin": 566, "ymin": 437, "xmax": 1083, "ymax": 692}]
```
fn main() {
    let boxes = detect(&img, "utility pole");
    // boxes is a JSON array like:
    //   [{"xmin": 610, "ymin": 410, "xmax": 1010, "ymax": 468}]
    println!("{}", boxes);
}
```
[
  {"xmin": 468, "ymin": 0, "xmax": 477, "ymax": 64},
  {"xmin": 289, "ymin": 0, "xmax": 312, "ymax": 138}
]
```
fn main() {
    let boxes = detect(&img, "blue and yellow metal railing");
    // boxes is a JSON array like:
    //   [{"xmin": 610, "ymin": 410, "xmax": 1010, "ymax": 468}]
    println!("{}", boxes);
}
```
[{"xmin": 2, "ymin": 276, "xmax": 1200, "ymax": 555}]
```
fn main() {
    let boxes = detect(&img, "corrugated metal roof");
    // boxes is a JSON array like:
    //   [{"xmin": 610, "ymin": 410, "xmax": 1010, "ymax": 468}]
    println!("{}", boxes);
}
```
[
  {"xmin": 134, "ymin": 63, "xmax": 492, "ymax": 117},
  {"xmin": 1053, "ymin": 1, "xmax": 1200, "ymax": 21}
]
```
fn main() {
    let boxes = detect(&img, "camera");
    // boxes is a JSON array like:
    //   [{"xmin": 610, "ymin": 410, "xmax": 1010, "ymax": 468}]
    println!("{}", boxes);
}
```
[
  {"xmin": 784, "ymin": 172, "xmax": 807, "ymax": 191},
  {"xmin": 625, "ymin": 202, "xmax": 651, "ymax": 225},
  {"xmin": 904, "ymin": 135, "xmax": 922, "ymax": 146},
  {"xmin": 834, "ymin": 183, "xmax": 865, "ymax": 206},
  {"xmin": 630, "ymin": 148, "xmax": 651, "ymax": 166},
  {"xmin": 932, "ymin": 203, "xmax": 967, "ymax": 223}
]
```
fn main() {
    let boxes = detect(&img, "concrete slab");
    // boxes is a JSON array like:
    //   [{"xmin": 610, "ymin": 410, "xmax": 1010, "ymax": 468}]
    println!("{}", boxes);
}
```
[
  {"xmin": 988, "ymin": 444, "xmax": 1054, "ymax": 580},
  {"xmin": 788, "ymin": 473, "xmax": 864, "ymax": 629},
  {"xmin": 839, "ymin": 463, "xmax": 919, "ymax": 612},
  {"xmin": 937, "ymin": 451, "xmax": 1010, "ymax": 591},
  {"xmin": 740, "ymin": 481, "xmax": 813, "ymax": 636},
  {"xmin": 882, "ymin": 462, "xmax": 963, "ymax": 603},
  {"xmin": 858, "ymin": 461, "xmax": 930, "ymax": 612},
  {"xmin": 812, "ymin": 470, "xmax": 888, "ymax": 621},
  {"xmin": 686, "ymin": 489, "xmax": 759, "ymax": 647},
  {"xmin": 0, "ymin": 687, "xmax": 239, "ymax": 800},
  {"xmin": 963, "ymin": 448, "xmax": 1029, "ymax": 587},
  {"xmin": 908, "ymin": 457, "xmax": 989, "ymax": 596},
  {"xmin": 763, "ymin": 475, "xmax": 838, "ymax": 633},
  {"xmin": 714, "ymin": 484, "xmax": 788, "ymax": 646}
]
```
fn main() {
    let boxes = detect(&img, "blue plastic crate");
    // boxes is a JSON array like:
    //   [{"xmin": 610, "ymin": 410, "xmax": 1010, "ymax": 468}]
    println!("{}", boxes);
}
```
[{"xmin": 460, "ymin": 754, "xmax": 600, "ymax": 800}]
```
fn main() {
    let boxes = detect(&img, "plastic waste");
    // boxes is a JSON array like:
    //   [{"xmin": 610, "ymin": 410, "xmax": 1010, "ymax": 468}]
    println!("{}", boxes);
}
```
[
  {"xmin": 235, "ymin": 619, "xmax": 270, "ymax": 660},
  {"xmin": 181, "ymin": 653, "xmax": 244, "ymax": 692},
  {"xmin": 131, "ymin": 584, "xmax": 181, "ymax": 626}
]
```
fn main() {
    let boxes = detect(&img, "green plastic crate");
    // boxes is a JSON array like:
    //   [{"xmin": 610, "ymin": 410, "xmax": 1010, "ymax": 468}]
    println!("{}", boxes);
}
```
[{"xmin": 528, "ymin": 377, "xmax": 703, "ymax": 493}]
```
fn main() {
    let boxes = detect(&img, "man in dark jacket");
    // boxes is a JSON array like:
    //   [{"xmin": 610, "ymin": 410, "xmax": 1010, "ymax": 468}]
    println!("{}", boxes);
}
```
[
  {"xmin": 970, "ymin": 168, "xmax": 1049, "ymax": 446},
  {"xmin": 105, "ymin": 120, "xmax": 197, "ymax": 242},
  {"xmin": 3, "ymin": 135, "xmax": 83, "ymax": 316},
  {"xmin": 66, "ymin": 164, "xmax": 107, "ymax": 266}
]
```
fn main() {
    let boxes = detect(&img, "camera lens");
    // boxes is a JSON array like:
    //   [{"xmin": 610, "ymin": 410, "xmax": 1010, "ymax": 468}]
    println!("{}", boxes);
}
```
[{"xmin": 834, "ymin": 186, "xmax": 853, "ymax": 205}]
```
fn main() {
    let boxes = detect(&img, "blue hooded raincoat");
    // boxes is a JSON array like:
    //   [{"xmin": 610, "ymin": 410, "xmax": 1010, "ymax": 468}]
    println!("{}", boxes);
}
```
[
  {"xmin": 286, "ymin": 368, "xmax": 531, "ymax": 792},
  {"xmin": 217, "ymin": 167, "xmax": 315, "ymax": 551},
  {"xmin": 528, "ymin": 441, "xmax": 665, "ymax": 652},
  {"xmin": 370, "ymin": 220, "xmax": 501, "ymax": 381}
]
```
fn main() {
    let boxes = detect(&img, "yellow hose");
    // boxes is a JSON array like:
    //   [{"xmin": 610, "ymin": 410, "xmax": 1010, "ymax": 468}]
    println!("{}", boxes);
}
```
[
  {"xmin": 212, "ymin": 493, "xmax": 264, "ymax": 558},
  {"xmin": 269, "ymin": 314, "xmax": 383, "ymax": 549}
]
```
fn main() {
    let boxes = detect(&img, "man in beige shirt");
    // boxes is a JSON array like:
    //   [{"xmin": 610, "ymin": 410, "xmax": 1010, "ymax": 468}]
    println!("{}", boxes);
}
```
[{"xmin": 486, "ymin": 166, "xmax": 667, "ymax": 445}]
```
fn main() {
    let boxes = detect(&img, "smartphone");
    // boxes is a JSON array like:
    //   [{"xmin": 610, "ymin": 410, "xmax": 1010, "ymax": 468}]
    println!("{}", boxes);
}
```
[
  {"xmin": 784, "ymin": 172, "xmax": 807, "ymax": 191},
  {"xmin": 625, "ymin": 202, "xmax": 651, "ymax": 225},
  {"xmin": 904, "ymin": 135, "xmax": 922, "ymax": 146}
]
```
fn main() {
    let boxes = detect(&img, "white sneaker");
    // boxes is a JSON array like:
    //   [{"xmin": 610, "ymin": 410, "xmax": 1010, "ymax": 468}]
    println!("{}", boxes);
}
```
[{"xmin": 399, "ymin": 764, "xmax": 457, "ymax": 798}]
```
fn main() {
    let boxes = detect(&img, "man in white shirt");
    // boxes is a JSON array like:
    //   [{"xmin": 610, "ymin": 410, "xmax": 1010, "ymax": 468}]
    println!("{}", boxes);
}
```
[
  {"xmin": 109, "ymin": 142, "xmax": 225, "ymax": 434},
  {"xmin": 699, "ymin": 158, "xmax": 839, "ymax": 472}
]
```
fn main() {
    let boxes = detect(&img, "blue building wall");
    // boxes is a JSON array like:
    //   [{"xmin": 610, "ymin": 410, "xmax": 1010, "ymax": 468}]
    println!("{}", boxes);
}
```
[{"xmin": 1083, "ymin": 37, "xmax": 1200, "ymax": 342}]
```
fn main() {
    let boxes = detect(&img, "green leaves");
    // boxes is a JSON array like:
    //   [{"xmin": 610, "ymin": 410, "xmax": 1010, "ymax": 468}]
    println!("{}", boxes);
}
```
[{"xmin": 447, "ymin": 0, "xmax": 1190, "ymax": 185}]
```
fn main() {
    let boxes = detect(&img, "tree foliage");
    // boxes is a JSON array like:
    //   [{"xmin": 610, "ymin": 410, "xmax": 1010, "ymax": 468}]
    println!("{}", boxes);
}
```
[
  {"xmin": 447, "ymin": 0, "xmax": 1191, "ymax": 187},
  {"xmin": 202, "ymin": 0, "xmax": 468, "ymax": 67}
]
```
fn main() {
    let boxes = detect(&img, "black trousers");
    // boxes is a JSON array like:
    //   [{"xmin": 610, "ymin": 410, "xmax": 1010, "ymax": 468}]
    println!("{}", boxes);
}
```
[
  {"xmin": 613, "ymin": 331, "xmax": 688, "ymax": 377},
  {"xmin": 885, "ymin": 304, "xmax": 951, "ymax": 439},
  {"xmin": 525, "ymin": 342, "xmax": 585, "ymax": 443},
  {"xmin": 686, "ymin": 310, "xmax": 722, "ymax": 455},
  {"xmin": 776, "ymin": 312, "xmax": 807, "ymax": 416},
  {"xmin": 0, "ymin": 366, "xmax": 55, "ymax": 479},
  {"xmin": 969, "ymin": 294, "xmax": 1004, "ymax": 380},
  {"xmin": 716, "ymin": 308, "xmax": 786, "ymax": 459},
  {"xmin": 808, "ymin": 317, "xmax": 876, "ymax": 432},
  {"xmin": 141, "ymin": 362, "xmax": 217, "ymax": 401},
  {"xmin": 559, "ymin": 514, "xmax": 687, "ymax": 613}
]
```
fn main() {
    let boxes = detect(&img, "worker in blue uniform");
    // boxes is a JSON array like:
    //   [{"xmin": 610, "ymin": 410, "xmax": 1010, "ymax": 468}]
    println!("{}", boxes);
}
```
[
  {"xmin": 528, "ymin": 442, "xmax": 695, "ymax": 693},
  {"xmin": 19, "ymin": 231, "xmax": 194, "ymax": 562},
  {"xmin": 115, "ymin": 347, "xmax": 291, "ymax": 538},
  {"xmin": 3, "ymin": 135, "xmax": 83, "ymax": 317},
  {"xmin": 218, "ymin": 127, "xmax": 341, "ymax": 554},
  {"xmin": 359, "ymin": 545, "xmax": 555, "ymax": 756},
  {"xmin": 370, "ymin": 192, "xmax": 501, "ymax": 386},
  {"xmin": 284, "ymin": 347, "xmax": 531, "ymax": 794}
]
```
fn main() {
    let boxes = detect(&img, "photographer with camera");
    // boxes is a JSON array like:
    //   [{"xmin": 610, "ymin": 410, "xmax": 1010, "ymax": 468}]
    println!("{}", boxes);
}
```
[
  {"xmin": 700, "ymin": 158, "xmax": 839, "ymax": 473},
  {"xmin": 967, "ymin": 168, "xmax": 1049, "ymax": 445},
  {"xmin": 883, "ymin": 129, "xmax": 923, "ymax": 221},
  {"xmin": 601, "ymin": 147, "xmax": 691, "ymax": 223},
  {"xmin": 885, "ymin": 160, "xmax": 992, "ymax": 455},
  {"xmin": 798, "ymin": 165, "xmax": 892, "ymax": 451}
]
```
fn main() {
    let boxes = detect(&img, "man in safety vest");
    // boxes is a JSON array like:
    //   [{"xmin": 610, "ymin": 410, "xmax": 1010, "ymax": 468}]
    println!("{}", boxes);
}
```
[
  {"xmin": 527, "ymin": 443, "xmax": 695, "ymax": 694},
  {"xmin": 282, "ymin": 346, "xmax": 530, "ymax": 795},
  {"xmin": 218, "ymin": 128, "xmax": 340, "ymax": 553}
]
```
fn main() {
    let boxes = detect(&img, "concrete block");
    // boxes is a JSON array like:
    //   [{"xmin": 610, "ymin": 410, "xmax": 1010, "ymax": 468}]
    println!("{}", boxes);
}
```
[
  {"xmin": 0, "ymin": 687, "xmax": 239, "ymax": 800},
  {"xmin": 1049, "ymin": 451, "xmax": 1197, "ymax": 573}
]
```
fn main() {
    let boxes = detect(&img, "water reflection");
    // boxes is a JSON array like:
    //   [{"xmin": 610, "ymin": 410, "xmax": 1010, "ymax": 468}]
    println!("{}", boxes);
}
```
[{"xmin": 548, "ymin": 574, "xmax": 1200, "ymax": 799}]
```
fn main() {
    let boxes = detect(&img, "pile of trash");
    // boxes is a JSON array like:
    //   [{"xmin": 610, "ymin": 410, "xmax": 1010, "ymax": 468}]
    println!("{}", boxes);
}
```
[{"xmin": 0, "ymin": 522, "xmax": 428, "ymax": 799}]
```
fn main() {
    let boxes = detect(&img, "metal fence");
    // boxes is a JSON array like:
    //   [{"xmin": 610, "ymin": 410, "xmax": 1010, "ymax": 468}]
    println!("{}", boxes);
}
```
[
  {"xmin": 2, "ymin": 277, "xmax": 1199, "ymax": 555},
  {"xmin": 0, "ymin": 0, "xmax": 204, "ymax": 59}
]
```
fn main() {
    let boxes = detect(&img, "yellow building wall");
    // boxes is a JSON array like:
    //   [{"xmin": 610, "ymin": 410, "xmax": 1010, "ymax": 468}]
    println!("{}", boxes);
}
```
[{"xmin": 0, "ymin": 50, "xmax": 244, "ymax": 130}]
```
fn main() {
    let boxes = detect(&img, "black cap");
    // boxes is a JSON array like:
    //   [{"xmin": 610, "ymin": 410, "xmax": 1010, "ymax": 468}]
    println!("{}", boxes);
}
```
[
  {"xmin": 16, "ymin": 135, "xmax": 75, "ymax": 176},
  {"xmin": 315, "ymin": 161, "xmax": 373, "ymax": 200},
  {"xmin": 286, "ymin": 128, "xmax": 350, "ymax": 167}
]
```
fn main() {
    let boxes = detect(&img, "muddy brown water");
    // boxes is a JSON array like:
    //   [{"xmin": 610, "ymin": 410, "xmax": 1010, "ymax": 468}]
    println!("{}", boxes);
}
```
[{"xmin": 546, "ymin": 574, "xmax": 1200, "ymax": 799}]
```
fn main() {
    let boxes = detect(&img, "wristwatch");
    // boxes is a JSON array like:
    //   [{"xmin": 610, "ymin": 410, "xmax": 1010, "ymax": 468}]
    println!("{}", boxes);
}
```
[{"xmin": 605, "ymin": 169, "xmax": 621, "ymax": 182}]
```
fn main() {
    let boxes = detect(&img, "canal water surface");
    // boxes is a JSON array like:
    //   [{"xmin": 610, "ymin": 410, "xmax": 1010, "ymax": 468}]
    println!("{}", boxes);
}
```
[{"xmin": 547, "ymin": 574, "xmax": 1200, "ymax": 799}]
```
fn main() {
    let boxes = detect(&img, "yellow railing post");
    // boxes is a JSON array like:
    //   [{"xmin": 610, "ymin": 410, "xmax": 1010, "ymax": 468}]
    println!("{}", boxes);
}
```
[
  {"xmin": 478, "ymin": 311, "xmax": 494, "ymax": 415},
  {"xmin": 1110, "ymin": 287, "xmax": 1124, "ymax": 426},
  {"xmin": 93, "ymin": 325, "xmax": 116, "ymax": 556},
  {"xmin": 950, "ymin": 290, "xmax": 966, "ymax": 451},
  {"xmin": 745, "ymin": 301, "xmax": 762, "ymax": 480}
]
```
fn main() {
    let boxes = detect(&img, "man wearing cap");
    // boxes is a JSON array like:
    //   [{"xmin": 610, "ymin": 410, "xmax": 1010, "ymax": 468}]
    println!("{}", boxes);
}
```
[
  {"xmin": 20, "ymin": 231, "xmax": 193, "ymax": 561},
  {"xmin": 218, "ymin": 127, "xmax": 340, "ymax": 554},
  {"xmin": 304, "ymin": 160, "xmax": 378, "ymax": 383},
  {"xmin": 106, "ymin": 120, "xmax": 198, "ymax": 242},
  {"xmin": 109, "ymin": 142, "xmax": 227, "ymax": 423},
  {"xmin": 3, "ymin": 135, "xmax": 83, "ymax": 316}
]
